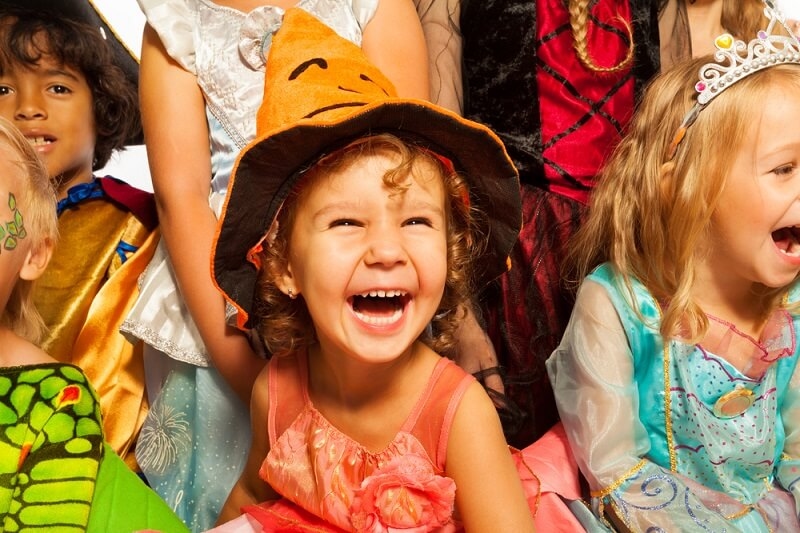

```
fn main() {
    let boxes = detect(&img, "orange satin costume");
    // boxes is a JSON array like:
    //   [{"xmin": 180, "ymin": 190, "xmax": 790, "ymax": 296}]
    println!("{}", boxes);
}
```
[{"xmin": 33, "ymin": 176, "xmax": 158, "ymax": 468}]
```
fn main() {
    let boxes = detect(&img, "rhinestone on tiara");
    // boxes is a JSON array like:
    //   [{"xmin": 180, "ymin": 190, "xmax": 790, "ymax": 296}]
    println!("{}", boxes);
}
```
[
  {"xmin": 666, "ymin": 0, "xmax": 800, "ymax": 160},
  {"xmin": 695, "ymin": 0, "xmax": 800, "ymax": 105}
]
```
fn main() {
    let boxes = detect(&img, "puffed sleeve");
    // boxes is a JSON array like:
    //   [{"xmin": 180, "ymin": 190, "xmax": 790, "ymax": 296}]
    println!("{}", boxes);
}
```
[
  {"xmin": 547, "ymin": 280, "xmax": 743, "ymax": 531},
  {"xmin": 776, "ymin": 357, "xmax": 800, "ymax": 516},
  {"xmin": 137, "ymin": 0, "xmax": 197, "ymax": 73},
  {"xmin": 352, "ymin": 0, "xmax": 379, "ymax": 29}
]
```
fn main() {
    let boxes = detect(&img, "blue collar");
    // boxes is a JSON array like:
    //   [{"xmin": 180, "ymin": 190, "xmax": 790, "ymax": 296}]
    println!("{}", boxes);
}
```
[{"xmin": 56, "ymin": 178, "xmax": 105, "ymax": 216}]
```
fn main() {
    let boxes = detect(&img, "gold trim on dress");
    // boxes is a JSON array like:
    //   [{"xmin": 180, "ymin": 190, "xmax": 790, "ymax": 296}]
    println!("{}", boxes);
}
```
[
  {"xmin": 663, "ymin": 341, "xmax": 677, "ymax": 471},
  {"xmin": 590, "ymin": 459, "xmax": 648, "ymax": 498}
]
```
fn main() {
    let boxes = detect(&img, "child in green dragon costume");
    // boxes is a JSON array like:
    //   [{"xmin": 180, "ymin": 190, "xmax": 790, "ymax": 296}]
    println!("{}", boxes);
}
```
[{"xmin": 0, "ymin": 116, "xmax": 187, "ymax": 532}]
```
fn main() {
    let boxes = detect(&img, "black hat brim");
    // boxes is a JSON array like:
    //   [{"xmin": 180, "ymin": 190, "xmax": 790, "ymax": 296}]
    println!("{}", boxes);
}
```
[{"xmin": 213, "ymin": 99, "xmax": 521, "ymax": 326}]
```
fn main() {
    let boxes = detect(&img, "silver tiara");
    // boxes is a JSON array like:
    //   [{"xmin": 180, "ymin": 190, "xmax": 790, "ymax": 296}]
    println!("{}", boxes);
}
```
[
  {"xmin": 667, "ymin": 0, "xmax": 800, "ymax": 158},
  {"xmin": 695, "ymin": 1, "xmax": 800, "ymax": 105}
]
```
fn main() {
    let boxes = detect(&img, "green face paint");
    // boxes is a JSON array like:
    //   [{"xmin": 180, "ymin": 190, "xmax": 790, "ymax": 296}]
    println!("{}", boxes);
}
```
[{"xmin": 0, "ymin": 193, "xmax": 26, "ymax": 252}]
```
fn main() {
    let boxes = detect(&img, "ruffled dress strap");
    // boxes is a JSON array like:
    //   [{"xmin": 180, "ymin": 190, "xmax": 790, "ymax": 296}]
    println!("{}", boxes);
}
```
[
  {"xmin": 405, "ymin": 358, "xmax": 475, "ymax": 470},
  {"xmin": 268, "ymin": 352, "xmax": 307, "ymax": 446}
]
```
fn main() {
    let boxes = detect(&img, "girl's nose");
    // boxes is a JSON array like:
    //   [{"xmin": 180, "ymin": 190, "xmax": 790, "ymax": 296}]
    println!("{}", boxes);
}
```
[{"xmin": 364, "ymin": 231, "xmax": 408, "ymax": 267}]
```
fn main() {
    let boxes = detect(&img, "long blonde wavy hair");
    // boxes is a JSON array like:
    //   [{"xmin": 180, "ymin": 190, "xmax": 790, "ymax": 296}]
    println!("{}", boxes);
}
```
[{"xmin": 567, "ymin": 57, "xmax": 800, "ymax": 342}]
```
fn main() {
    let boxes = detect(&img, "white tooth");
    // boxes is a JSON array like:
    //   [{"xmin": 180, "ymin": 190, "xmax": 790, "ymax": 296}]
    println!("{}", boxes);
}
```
[
  {"xmin": 354, "ymin": 308, "xmax": 403, "ymax": 325},
  {"xmin": 358, "ymin": 290, "xmax": 407, "ymax": 298},
  {"xmin": 780, "ymin": 247, "xmax": 800, "ymax": 258},
  {"xmin": 27, "ymin": 136, "xmax": 49, "ymax": 146}
]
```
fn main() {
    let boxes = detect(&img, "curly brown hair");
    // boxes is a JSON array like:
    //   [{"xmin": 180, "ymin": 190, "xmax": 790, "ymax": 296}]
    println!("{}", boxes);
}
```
[
  {"xmin": 0, "ymin": 9, "xmax": 140, "ymax": 170},
  {"xmin": 254, "ymin": 134, "xmax": 485, "ymax": 358}
]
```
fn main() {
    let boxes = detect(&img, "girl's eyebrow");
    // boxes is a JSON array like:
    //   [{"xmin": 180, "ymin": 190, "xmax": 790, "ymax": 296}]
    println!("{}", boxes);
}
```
[
  {"xmin": 40, "ymin": 67, "xmax": 81, "ymax": 81},
  {"xmin": 311, "ymin": 200, "xmax": 361, "ymax": 220},
  {"xmin": 312, "ymin": 198, "xmax": 445, "ymax": 219},
  {"xmin": 404, "ymin": 199, "xmax": 444, "ymax": 216}
]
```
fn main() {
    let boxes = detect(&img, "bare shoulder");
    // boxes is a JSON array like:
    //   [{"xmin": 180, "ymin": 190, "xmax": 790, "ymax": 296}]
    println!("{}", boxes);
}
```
[
  {"xmin": 446, "ymin": 376, "xmax": 508, "ymax": 467},
  {"xmin": 456, "ymin": 377, "xmax": 501, "ymax": 422},
  {"xmin": 0, "ymin": 332, "xmax": 55, "ymax": 367}
]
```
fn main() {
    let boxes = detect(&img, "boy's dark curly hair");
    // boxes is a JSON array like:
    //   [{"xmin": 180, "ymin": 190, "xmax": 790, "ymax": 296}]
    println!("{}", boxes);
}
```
[
  {"xmin": 0, "ymin": 8, "xmax": 140, "ymax": 169},
  {"xmin": 254, "ymin": 134, "xmax": 487, "ymax": 358}
]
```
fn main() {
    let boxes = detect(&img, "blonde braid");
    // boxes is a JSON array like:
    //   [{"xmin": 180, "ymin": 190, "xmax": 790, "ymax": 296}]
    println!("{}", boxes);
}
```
[{"xmin": 569, "ymin": 0, "xmax": 634, "ymax": 74}]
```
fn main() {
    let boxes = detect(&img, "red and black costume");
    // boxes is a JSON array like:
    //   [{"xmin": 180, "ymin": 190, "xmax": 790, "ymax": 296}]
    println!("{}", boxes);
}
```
[{"xmin": 461, "ymin": 0, "xmax": 661, "ymax": 447}]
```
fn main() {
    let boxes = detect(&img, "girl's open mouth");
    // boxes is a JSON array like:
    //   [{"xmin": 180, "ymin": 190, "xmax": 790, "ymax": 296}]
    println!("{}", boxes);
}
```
[
  {"xmin": 26, "ymin": 135, "xmax": 54, "ymax": 146},
  {"xmin": 349, "ymin": 290, "xmax": 410, "ymax": 326},
  {"xmin": 773, "ymin": 225, "xmax": 800, "ymax": 257}
]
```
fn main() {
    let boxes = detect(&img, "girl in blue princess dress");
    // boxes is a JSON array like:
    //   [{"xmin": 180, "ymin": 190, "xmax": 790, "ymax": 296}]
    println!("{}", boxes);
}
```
[{"xmin": 547, "ymin": 3, "xmax": 800, "ymax": 530}]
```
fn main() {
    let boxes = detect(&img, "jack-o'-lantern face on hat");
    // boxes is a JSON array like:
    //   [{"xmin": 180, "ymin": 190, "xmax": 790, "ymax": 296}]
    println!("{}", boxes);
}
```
[{"xmin": 284, "ymin": 56, "xmax": 393, "ymax": 118}]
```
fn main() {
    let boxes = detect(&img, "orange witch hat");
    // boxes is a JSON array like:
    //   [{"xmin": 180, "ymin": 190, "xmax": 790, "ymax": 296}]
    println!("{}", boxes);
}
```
[{"xmin": 212, "ymin": 8, "xmax": 521, "ymax": 328}]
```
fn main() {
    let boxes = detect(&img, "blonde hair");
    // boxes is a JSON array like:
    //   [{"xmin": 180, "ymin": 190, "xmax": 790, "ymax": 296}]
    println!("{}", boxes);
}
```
[
  {"xmin": 568, "ymin": 0, "xmax": 634, "ymax": 73},
  {"xmin": 255, "ymin": 134, "xmax": 482, "ymax": 357},
  {"xmin": 568, "ymin": 57, "xmax": 800, "ymax": 341},
  {"xmin": 0, "ymin": 117, "xmax": 58, "ymax": 342}
]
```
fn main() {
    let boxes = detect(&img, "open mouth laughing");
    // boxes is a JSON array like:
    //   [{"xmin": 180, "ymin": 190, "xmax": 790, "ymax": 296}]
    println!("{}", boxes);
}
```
[
  {"xmin": 349, "ymin": 290, "xmax": 410, "ymax": 326},
  {"xmin": 773, "ymin": 225, "xmax": 800, "ymax": 258}
]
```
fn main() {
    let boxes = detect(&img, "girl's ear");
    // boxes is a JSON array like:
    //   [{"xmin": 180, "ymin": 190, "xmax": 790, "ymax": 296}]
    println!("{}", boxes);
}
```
[
  {"xmin": 19, "ymin": 239, "xmax": 53, "ymax": 281},
  {"xmin": 274, "ymin": 262, "xmax": 300, "ymax": 299}
]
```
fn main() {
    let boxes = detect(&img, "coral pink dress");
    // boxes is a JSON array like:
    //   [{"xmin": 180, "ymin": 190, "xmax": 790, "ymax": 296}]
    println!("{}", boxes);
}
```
[{"xmin": 214, "ymin": 351, "xmax": 474, "ymax": 532}]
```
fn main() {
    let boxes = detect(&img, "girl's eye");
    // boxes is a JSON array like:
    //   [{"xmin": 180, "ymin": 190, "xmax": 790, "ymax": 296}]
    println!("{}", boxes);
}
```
[
  {"xmin": 403, "ymin": 217, "xmax": 433, "ymax": 227},
  {"xmin": 0, "ymin": 86, "xmax": 11, "ymax": 96},
  {"xmin": 330, "ymin": 219, "xmax": 360, "ymax": 228},
  {"xmin": 48, "ymin": 85, "xmax": 71, "ymax": 94},
  {"xmin": 773, "ymin": 164, "xmax": 796, "ymax": 177}
]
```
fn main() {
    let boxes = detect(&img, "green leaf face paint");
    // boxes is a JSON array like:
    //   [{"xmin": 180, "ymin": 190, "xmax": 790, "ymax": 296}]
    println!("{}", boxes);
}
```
[{"xmin": 2, "ymin": 193, "xmax": 25, "ymax": 252}]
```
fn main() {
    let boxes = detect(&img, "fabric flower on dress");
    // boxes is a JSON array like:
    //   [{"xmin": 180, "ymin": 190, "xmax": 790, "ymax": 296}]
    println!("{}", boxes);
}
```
[
  {"xmin": 238, "ymin": 6, "xmax": 285, "ymax": 70},
  {"xmin": 350, "ymin": 455, "xmax": 456, "ymax": 533}
]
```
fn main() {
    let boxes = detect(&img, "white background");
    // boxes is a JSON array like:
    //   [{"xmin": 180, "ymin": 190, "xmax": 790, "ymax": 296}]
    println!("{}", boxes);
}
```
[
  {"xmin": 94, "ymin": 0, "xmax": 800, "ymax": 194},
  {"xmin": 94, "ymin": 0, "xmax": 151, "ymax": 191}
]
